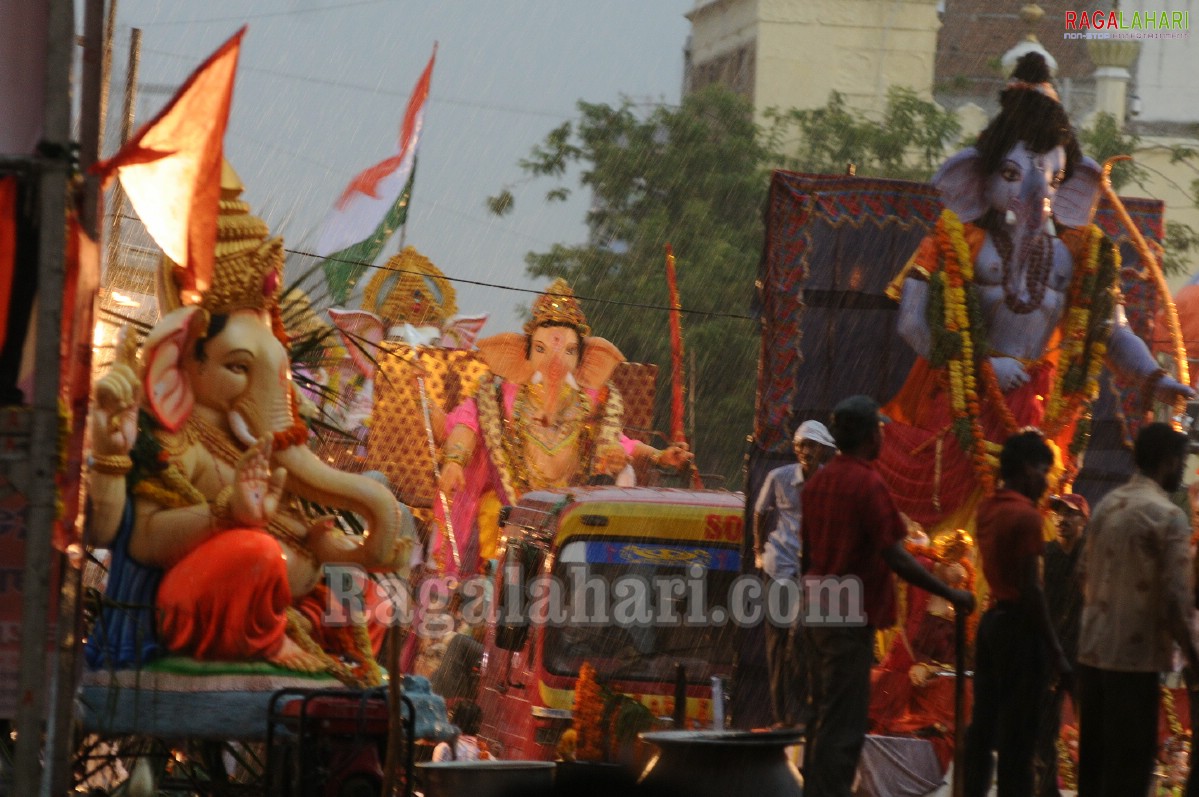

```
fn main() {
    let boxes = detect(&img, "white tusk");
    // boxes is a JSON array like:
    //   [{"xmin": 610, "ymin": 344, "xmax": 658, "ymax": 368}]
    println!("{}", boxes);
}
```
[
  {"xmin": 1004, "ymin": 209, "xmax": 1017, "ymax": 226},
  {"xmin": 531, "ymin": 371, "xmax": 544, "ymax": 385},
  {"xmin": 229, "ymin": 411, "xmax": 258, "ymax": 447},
  {"xmin": 565, "ymin": 372, "xmax": 579, "ymax": 390}
]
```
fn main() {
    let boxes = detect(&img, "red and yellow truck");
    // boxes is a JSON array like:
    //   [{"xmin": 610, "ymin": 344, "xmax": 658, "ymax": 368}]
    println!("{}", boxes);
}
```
[{"xmin": 474, "ymin": 485, "xmax": 744, "ymax": 760}]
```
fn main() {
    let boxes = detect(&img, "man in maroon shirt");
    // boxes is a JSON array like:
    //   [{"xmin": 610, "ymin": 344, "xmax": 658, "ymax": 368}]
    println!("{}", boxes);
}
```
[
  {"xmin": 801, "ymin": 395, "xmax": 976, "ymax": 797},
  {"xmin": 962, "ymin": 430, "xmax": 1069, "ymax": 797}
]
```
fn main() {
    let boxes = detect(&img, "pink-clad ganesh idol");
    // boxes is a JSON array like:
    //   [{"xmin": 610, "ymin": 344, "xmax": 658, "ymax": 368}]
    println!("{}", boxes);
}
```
[{"xmin": 432, "ymin": 279, "xmax": 693, "ymax": 576}]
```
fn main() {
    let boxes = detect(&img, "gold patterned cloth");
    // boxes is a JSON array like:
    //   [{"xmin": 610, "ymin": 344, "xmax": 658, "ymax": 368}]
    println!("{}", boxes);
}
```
[{"xmin": 365, "ymin": 343, "xmax": 656, "ymax": 508}]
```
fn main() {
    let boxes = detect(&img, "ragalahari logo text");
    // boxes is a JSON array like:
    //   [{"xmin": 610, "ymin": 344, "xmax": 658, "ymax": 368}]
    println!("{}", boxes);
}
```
[{"xmin": 1064, "ymin": 9, "xmax": 1190, "ymax": 39}]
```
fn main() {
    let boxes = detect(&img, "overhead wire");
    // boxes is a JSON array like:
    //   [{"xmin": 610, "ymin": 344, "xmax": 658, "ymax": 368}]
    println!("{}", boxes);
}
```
[
  {"xmin": 285, "ymin": 245, "xmax": 758, "ymax": 321},
  {"xmin": 131, "ymin": 0, "xmax": 394, "ymax": 27},
  {"xmin": 105, "ymin": 212, "xmax": 757, "ymax": 321}
]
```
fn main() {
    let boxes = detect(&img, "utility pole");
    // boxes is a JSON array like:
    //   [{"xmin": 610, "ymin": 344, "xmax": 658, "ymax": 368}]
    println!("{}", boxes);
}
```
[
  {"xmin": 12, "ymin": 0, "xmax": 75, "ymax": 793},
  {"xmin": 40, "ymin": 3, "xmax": 113, "ymax": 793}
]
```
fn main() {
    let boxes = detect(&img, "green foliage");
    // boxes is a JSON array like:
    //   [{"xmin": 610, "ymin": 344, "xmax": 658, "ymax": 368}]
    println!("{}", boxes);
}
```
[
  {"xmin": 1165, "ymin": 221, "xmax": 1199, "ymax": 277},
  {"xmin": 493, "ymin": 85, "xmax": 767, "ymax": 483},
  {"xmin": 935, "ymin": 75, "xmax": 973, "ymax": 94},
  {"xmin": 763, "ymin": 87, "xmax": 961, "ymax": 181},
  {"xmin": 1080, "ymin": 113, "xmax": 1199, "ymax": 276},
  {"xmin": 1079, "ymin": 112, "xmax": 1147, "ymax": 191},
  {"xmin": 487, "ymin": 189, "xmax": 515, "ymax": 216}
]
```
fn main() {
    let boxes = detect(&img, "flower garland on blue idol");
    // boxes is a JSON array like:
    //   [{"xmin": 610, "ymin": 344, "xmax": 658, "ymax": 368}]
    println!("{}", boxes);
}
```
[{"xmin": 926, "ymin": 209, "xmax": 1118, "ymax": 491}]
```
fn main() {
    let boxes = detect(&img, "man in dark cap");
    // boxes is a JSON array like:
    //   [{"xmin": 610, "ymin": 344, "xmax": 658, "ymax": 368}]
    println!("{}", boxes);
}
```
[{"xmin": 801, "ymin": 395, "xmax": 976, "ymax": 797}]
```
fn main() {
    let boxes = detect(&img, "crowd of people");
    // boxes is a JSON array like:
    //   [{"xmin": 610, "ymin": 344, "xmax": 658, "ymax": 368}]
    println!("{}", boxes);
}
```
[{"xmin": 753, "ymin": 394, "xmax": 1199, "ymax": 797}]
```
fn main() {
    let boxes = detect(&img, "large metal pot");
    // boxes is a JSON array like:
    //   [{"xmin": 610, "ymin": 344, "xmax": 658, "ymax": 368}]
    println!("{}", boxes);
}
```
[
  {"xmin": 415, "ymin": 760, "xmax": 557, "ymax": 797},
  {"xmin": 639, "ymin": 729, "xmax": 804, "ymax": 797}
]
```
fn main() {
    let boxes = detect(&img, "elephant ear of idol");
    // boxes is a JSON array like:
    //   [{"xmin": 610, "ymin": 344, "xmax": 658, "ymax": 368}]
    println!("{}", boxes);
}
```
[
  {"xmin": 475, "ymin": 331, "xmax": 626, "ymax": 390},
  {"xmin": 143, "ymin": 305, "xmax": 208, "ymax": 432},
  {"xmin": 1052, "ymin": 156, "xmax": 1102, "ymax": 229},
  {"xmin": 328, "ymin": 308, "xmax": 387, "ymax": 379},
  {"xmin": 932, "ymin": 148, "xmax": 989, "ymax": 223},
  {"xmin": 932, "ymin": 148, "xmax": 1102, "ymax": 230}
]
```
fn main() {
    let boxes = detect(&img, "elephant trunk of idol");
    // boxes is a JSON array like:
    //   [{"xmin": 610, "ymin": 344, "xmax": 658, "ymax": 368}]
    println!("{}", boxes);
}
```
[
  {"xmin": 224, "ymin": 341, "xmax": 400, "ymax": 568},
  {"xmin": 539, "ymin": 348, "xmax": 570, "ymax": 419},
  {"xmin": 274, "ymin": 443, "xmax": 401, "ymax": 567},
  {"xmin": 1011, "ymin": 171, "xmax": 1053, "ymax": 264}
]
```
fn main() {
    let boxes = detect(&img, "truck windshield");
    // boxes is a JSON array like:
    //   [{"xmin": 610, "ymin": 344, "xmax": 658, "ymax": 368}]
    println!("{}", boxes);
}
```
[{"xmin": 541, "ymin": 539, "xmax": 740, "ymax": 684}]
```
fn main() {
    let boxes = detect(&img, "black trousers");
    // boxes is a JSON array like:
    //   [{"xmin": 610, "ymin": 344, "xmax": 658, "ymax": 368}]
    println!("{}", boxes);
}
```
[
  {"xmin": 1076, "ymin": 664, "xmax": 1159, "ymax": 797},
  {"xmin": 764, "ymin": 591, "xmax": 808, "ymax": 726},
  {"xmin": 963, "ymin": 604, "xmax": 1049, "ymax": 797},
  {"xmin": 1032, "ymin": 674, "xmax": 1075, "ymax": 797},
  {"xmin": 802, "ymin": 624, "xmax": 874, "ymax": 797}
]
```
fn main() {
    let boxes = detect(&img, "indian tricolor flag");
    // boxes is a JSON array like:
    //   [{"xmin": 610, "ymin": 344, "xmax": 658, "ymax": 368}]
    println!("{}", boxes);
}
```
[{"xmin": 316, "ymin": 44, "xmax": 436, "ymax": 303}]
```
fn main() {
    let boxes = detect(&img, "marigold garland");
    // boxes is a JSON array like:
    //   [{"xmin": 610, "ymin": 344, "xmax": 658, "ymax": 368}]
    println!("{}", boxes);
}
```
[
  {"xmin": 572, "ymin": 662, "xmax": 605, "ymax": 762},
  {"xmin": 272, "ymin": 417, "xmax": 310, "ymax": 450},
  {"xmin": 1163, "ymin": 685, "xmax": 1183, "ymax": 737},
  {"xmin": 1042, "ymin": 225, "xmax": 1115, "ymax": 454},
  {"xmin": 933, "ymin": 210, "xmax": 995, "ymax": 492},
  {"xmin": 979, "ymin": 360, "xmax": 1020, "ymax": 437},
  {"xmin": 928, "ymin": 210, "xmax": 1116, "ymax": 490}
]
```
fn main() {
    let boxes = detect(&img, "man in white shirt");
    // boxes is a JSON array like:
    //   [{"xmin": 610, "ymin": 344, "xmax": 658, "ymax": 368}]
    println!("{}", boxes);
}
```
[
  {"xmin": 1076, "ymin": 422, "xmax": 1199, "ymax": 795},
  {"xmin": 753, "ymin": 419, "xmax": 836, "ymax": 727}
]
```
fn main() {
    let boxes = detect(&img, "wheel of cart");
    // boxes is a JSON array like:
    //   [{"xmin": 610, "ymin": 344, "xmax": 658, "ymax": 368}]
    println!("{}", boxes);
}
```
[
  {"xmin": 266, "ymin": 687, "xmax": 408, "ymax": 797},
  {"xmin": 266, "ymin": 679, "xmax": 457, "ymax": 797}
]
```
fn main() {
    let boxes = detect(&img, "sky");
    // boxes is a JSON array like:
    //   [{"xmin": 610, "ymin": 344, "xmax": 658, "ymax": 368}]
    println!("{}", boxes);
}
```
[{"xmin": 106, "ymin": 0, "xmax": 695, "ymax": 332}]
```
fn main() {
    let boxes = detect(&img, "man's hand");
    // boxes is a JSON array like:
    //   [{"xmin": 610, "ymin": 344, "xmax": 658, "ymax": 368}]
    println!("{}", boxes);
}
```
[{"xmin": 948, "ymin": 587, "xmax": 976, "ymax": 615}]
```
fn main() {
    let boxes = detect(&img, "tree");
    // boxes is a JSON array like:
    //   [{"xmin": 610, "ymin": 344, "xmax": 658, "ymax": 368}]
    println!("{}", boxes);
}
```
[
  {"xmin": 489, "ymin": 86, "xmax": 768, "ymax": 484},
  {"xmin": 763, "ymin": 86, "xmax": 962, "ymax": 181},
  {"xmin": 1080, "ymin": 112, "xmax": 1198, "ymax": 276}
]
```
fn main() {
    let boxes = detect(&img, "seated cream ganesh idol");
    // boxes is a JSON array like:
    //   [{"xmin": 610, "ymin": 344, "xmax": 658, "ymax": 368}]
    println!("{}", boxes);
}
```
[{"xmin": 86, "ymin": 165, "xmax": 415, "ymax": 685}]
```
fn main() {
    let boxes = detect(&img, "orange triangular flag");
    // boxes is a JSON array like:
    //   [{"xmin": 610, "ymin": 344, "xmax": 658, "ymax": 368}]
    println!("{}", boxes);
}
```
[{"xmin": 93, "ymin": 26, "xmax": 245, "ymax": 298}]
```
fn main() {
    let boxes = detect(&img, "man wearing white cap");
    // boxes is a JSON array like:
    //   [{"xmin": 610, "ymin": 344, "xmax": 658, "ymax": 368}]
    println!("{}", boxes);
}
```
[{"xmin": 753, "ymin": 419, "xmax": 837, "ymax": 727}]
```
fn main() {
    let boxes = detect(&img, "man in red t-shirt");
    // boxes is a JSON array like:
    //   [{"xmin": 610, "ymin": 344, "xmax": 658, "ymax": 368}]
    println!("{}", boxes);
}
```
[
  {"xmin": 801, "ymin": 395, "xmax": 976, "ymax": 797},
  {"xmin": 962, "ymin": 430, "xmax": 1069, "ymax": 797}
]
